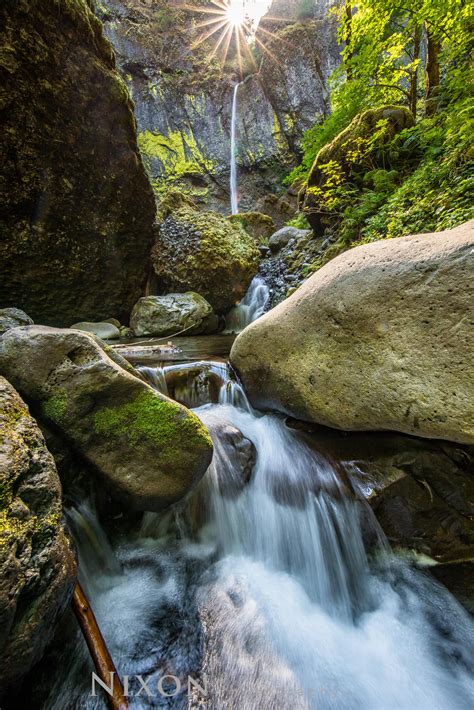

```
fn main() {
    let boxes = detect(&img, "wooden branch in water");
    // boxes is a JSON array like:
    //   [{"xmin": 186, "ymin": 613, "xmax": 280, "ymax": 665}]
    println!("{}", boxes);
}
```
[{"xmin": 72, "ymin": 582, "xmax": 128, "ymax": 710}]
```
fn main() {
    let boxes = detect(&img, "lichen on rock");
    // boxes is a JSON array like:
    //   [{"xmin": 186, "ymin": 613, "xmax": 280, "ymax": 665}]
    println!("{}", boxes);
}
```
[
  {"xmin": 231, "ymin": 220, "xmax": 474, "ymax": 444},
  {"xmin": 0, "ymin": 376, "xmax": 76, "ymax": 693},
  {"xmin": 152, "ymin": 191, "xmax": 260, "ymax": 313}
]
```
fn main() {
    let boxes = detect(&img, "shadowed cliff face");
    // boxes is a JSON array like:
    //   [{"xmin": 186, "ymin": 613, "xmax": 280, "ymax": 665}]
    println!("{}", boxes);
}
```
[
  {"xmin": 0, "ymin": 0, "xmax": 156, "ymax": 327},
  {"xmin": 97, "ymin": 0, "xmax": 340, "ymax": 212}
]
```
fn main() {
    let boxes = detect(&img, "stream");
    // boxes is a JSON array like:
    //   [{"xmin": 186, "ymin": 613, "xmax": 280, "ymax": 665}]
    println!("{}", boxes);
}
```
[{"xmin": 40, "ymin": 349, "xmax": 474, "ymax": 709}]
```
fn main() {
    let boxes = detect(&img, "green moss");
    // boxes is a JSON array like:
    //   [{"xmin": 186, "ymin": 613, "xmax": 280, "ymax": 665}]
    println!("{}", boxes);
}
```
[
  {"xmin": 228, "ymin": 212, "xmax": 275, "ymax": 242},
  {"xmin": 93, "ymin": 389, "xmax": 212, "ymax": 457},
  {"xmin": 138, "ymin": 128, "xmax": 216, "ymax": 185},
  {"xmin": 42, "ymin": 391, "xmax": 68, "ymax": 422},
  {"xmin": 0, "ymin": 510, "xmax": 34, "ymax": 541}
]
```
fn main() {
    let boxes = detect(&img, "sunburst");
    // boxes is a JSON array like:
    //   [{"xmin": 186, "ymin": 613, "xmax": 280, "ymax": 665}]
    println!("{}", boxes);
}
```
[{"xmin": 183, "ymin": 1, "xmax": 285, "ymax": 74}]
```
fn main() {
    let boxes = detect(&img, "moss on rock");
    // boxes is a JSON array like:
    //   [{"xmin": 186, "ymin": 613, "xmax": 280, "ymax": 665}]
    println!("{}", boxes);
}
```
[
  {"xmin": 0, "ymin": 325, "xmax": 213, "ymax": 511},
  {"xmin": 152, "ymin": 191, "xmax": 260, "ymax": 313},
  {"xmin": 300, "ymin": 106, "xmax": 414, "ymax": 233},
  {"xmin": 228, "ymin": 212, "xmax": 276, "ymax": 243},
  {"xmin": 94, "ymin": 389, "xmax": 212, "ymax": 458},
  {"xmin": 0, "ymin": 376, "xmax": 76, "ymax": 690},
  {"xmin": 0, "ymin": 0, "xmax": 156, "ymax": 326}
]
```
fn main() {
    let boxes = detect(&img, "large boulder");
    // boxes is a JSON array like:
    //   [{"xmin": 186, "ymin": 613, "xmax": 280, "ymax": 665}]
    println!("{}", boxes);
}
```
[
  {"xmin": 0, "ymin": 0, "xmax": 156, "ymax": 326},
  {"xmin": 231, "ymin": 221, "xmax": 474, "ymax": 444},
  {"xmin": 130, "ymin": 293, "xmax": 217, "ymax": 337},
  {"xmin": 152, "ymin": 192, "xmax": 260, "ymax": 313},
  {"xmin": 0, "ymin": 308, "xmax": 33, "ymax": 336},
  {"xmin": 300, "ymin": 106, "xmax": 414, "ymax": 233},
  {"xmin": 0, "ymin": 326, "xmax": 213, "ymax": 511},
  {"xmin": 0, "ymin": 377, "xmax": 76, "ymax": 692}
]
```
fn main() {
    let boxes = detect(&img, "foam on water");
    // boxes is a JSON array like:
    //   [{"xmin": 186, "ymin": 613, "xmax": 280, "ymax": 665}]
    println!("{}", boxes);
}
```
[{"xmin": 44, "ymin": 364, "xmax": 474, "ymax": 709}]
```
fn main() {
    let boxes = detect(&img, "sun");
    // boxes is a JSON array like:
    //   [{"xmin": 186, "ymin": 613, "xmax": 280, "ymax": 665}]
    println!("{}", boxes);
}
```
[
  {"xmin": 226, "ymin": 1, "xmax": 247, "ymax": 27},
  {"xmin": 184, "ymin": 0, "xmax": 279, "ymax": 74}
]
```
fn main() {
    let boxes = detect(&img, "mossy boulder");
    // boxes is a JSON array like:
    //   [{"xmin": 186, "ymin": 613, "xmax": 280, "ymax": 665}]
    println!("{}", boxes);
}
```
[
  {"xmin": 0, "ymin": 376, "xmax": 76, "ymax": 692},
  {"xmin": 300, "ymin": 106, "xmax": 414, "ymax": 233},
  {"xmin": 0, "ymin": 326, "xmax": 213, "ymax": 511},
  {"xmin": 130, "ymin": 292, "xmax": 218, "ymax": 337},
  {"xmin": 231, "ymin": 220, "xmax": 474, "ymax": 444},
  {"xmin": 152, "ymin": 192, "xmax": 260, "ymax": 313},
  {"xmin": 228, "ymin": 212, "xmax": 276, "ymax": 243},
  {"xmin": 0, "ymin": 0, "xmax": 156, "ymax": 326}
]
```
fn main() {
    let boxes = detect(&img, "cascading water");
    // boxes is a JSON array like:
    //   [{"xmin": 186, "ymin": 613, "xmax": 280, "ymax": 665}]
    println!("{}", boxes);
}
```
[
  {"xmin": 41, "ymin": 361, "xmax": 474, "ymax": 709},
  {"xmin": 230, "ymin": 81, "xmax": 242, "ymax": 215},
  {"xmin": 224, "ymin": 275, "xmax": 270, "ymax": 333}
]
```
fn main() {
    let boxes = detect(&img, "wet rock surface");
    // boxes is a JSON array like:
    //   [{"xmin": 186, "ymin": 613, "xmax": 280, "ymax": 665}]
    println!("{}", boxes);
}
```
[
  {"xmin": 0, "ymin": 326, "xmax": 213, "ymax": 512},
  {"xmin": 288, "ymin": 418, "xmax": 474, "ymax": 611},
  {"xmin": 0, "ymin": 377, "xmax": 76, "ymax": 693}
]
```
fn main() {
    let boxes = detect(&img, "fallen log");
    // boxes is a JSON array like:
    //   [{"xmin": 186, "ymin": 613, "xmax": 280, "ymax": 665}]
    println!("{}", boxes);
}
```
[{"xmin": 72, "ymin": 582, "xmax": 128, "ymax": 710}]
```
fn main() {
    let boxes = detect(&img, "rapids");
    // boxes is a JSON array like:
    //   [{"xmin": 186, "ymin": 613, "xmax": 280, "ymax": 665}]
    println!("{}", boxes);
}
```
[{"xmin": 42, "ymin": 361, "xmax": 474, "ymax": 709}]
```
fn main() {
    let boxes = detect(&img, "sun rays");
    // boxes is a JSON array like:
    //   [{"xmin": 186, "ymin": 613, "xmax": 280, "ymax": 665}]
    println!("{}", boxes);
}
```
[{"xmin": 183, "ymin": 0, "xmax": 286, "ymax": 75}]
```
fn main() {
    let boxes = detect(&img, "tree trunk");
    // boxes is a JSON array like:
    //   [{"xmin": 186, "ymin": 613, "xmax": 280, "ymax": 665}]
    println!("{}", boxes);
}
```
[
  {"xmin": 425, "ymin": 26, "xmax": 441, "ymax": 116},
  {"xmin": 409, "ymin": 24, "xmax": 421, "ymax": 119}
]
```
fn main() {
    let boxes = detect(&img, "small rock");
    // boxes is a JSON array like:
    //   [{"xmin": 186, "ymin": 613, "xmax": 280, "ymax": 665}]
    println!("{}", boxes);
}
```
[
  {"xmin": 119, "ymin": 326, "xmax": 134, "ymax": 338},
  {"xmin": 0, "ymin": 308, "xmax": 33, "ymax": 336},
  {"xmin": 268, "ymin": 226, "xmax": 311, "ymax": 254},
  {"xmin": 104, "ymin": 318, "xmax": 121, "ymax": 329},
  {"xmin": 130, "ymin": 292, "xmax": 216, "ymax": 337},
  {"xmin": 71, "ymin": 321, "xmax": 120, "ymax": 340}
]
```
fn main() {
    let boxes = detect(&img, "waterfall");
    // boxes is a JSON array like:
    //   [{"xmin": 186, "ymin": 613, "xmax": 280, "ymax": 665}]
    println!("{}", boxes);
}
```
[
  {"xmin": 40, "ymin": 362, "xmax": 474, "ymax": 709},
  {"xmin": 230, "ymin": 81, "xmax": 242, "ymax": 214},
  {"xmin": 224, "ymin": 275, "xmax": 270, "ymax": 333}
]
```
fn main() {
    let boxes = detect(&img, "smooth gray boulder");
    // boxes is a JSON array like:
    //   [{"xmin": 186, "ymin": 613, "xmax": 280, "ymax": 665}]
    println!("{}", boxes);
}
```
[
  {"xmin": 71, "ymin": 321, "xmax": 120, "ymax": 340},
  {"xmin": 268, "ymin": 226, "xmax": 311, "ymax": 253},
  {"xmin": 130, "ymin": 292, "xmax": 216, "ymax": 337},
  {"xmin": 0, "ymin": 326, "xmax": 213, "ymax": 511},
  {"xmin": 231, "ymin": 221, "xmax": 474, "ymax": 444},
  {"xmin": 0, "ymin": 308, "xmax": 33, "ymax": 336},
  {"xmin": 0, "ymin": 377, "xmax": 76, "ymax": 691}
]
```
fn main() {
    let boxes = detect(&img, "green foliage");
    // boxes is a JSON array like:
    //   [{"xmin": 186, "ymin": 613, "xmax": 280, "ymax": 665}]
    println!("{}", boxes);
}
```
[
  {"xmin": 285, "ymin": 0, "xmax": 473, "ymax": 253},
  {"xmin": 286, "ymin": 213, "xmax": 311, "ymax": 229}
]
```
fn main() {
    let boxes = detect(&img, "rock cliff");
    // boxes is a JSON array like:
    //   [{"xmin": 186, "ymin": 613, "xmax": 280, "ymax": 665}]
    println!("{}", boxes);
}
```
[
  {"xmin": 0, "ymin": 0, "xmax": 156, "ymax": 327},
  {"xmin": 96, "ymin": 0, "xmax": 340, "ymax": 211}
]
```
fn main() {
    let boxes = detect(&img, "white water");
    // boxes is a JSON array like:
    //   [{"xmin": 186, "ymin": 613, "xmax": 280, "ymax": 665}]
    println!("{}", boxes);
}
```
[
  {"xmin": 230, "ymin": 81, "xmax": 242, "ymax": 215},
  {"xmin": 43, "ymin": 363, "xmax": 474, "ymax": 709},
  {"xmin": 224, "ymin": 275, "xmax": 270, "ymax": 333}
]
